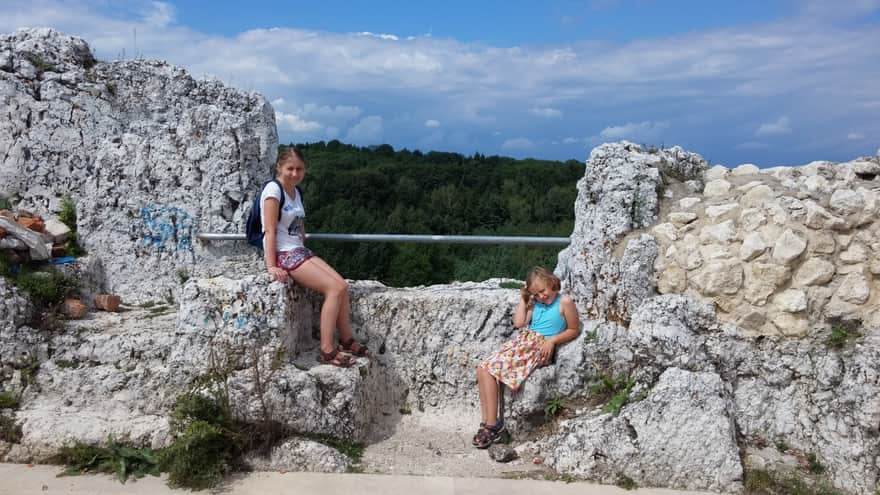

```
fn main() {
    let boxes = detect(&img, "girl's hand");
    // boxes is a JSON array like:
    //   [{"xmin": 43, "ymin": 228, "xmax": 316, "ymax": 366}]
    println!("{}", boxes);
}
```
[
  {"xmin": 268, "ymin": 266, "xmax": 288, "ymax": 282},
  {"xmin": 539, "ymin": 340, "xmax": 556, "ymax": 364},
  {"xmin": 520, "ymin": 288, "xmax": 535, "ymax": 307}
]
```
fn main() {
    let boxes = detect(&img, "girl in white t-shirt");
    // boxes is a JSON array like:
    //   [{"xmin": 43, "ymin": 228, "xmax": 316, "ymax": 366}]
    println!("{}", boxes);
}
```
[{"xmin": 262, "ymin": 148, "xmax": 368, "ymax": 367}]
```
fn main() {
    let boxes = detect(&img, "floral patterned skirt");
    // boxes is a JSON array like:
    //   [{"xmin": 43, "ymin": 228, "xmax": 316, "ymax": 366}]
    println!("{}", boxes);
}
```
[{"xmin": 479, "ymin": 330, "xmax": 545, "ymax": 391}]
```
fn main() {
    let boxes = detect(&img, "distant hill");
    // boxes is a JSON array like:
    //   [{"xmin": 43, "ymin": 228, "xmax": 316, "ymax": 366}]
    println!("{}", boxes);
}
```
[{"xmin": 291, "ymin": 141, "xmax": 584, "ymax": 286}]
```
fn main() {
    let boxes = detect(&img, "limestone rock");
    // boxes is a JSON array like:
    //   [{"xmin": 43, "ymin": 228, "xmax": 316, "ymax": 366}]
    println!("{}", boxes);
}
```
[
  {"xmin": 794, "ymin": 258, "xmax": 836, "ymax": 286},
  {"xmin": 705, "ymin": 203, "xmax": 738, "ymax": 220},
  {"xmin": 488, "ymin": 444, "xmax": 518, "ymax": 463},
  {"xmin": 772, "ymin": 230, "xmax": 807, "ymax": 265},
  {"xmin": 700, "ymin": 220, "xmax": 737, "ymax": 244},
  {"xmin": 740, "ymin": 232, "xmax": 768, "ymax": 261},
  {"xmin": 690, "ymin": 261, "xmax": 743, "ymax": 296},
  {"xmin": 744, "ymin": 263, "xmax": 791, "ymax": 306},
  {"xmin": 732, "ymin": 164, "xmax": 760, "ymax": 175},
  {"xmin": 840, "ymin": 243, "xmax": 868, "ymax": 264},
  {"xmin": 243, "ymin": 438, "xmax": 351, "ymax": 473},
  {"xmin": 668, "ymin": 211, "xmax": 697, "ymax": 225},
  {"xmin": 741, "ymin": 185, "xmax": 775, "ymax": 207},
  {"xmin": 830, "ymin": 189, "xmax": 864, "ymax": 216},
  {"xmin": 679, "ymin": 197, "xmax": 702, "ymax": 209},
  {"xmin": 657, "ymin": 266, "xmax": 687, "ymax": 294},
  {"xmin": 0, "ymin": 28, "xmax": 278, "ymax": 302},
  {"xmin": 835, "ymin": 273, "xmax": 871, "ymax": 305},
  {"xmin": 548, "ymin": 368, "xmax": 742, "ymax": 493},
  {"xmin": 772, "ymin": 290, "xmax": 807, "ymax": 313},
  {"xmin": 43, "ymin": 219, "xmax": 71, "ymax": 244},
  {"xmin": 0, "ymin": 218, "xmax": 50, "ymax": 260},
  {"xmin": 704, "ymin": 179, "xmax": 732, "ymax": 197},
  {"xmin": 705, "ymin": 165, "xmax": 730, "ymax": 181}
]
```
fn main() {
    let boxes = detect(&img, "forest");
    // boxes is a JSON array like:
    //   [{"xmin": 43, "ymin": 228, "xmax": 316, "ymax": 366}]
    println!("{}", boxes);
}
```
[{"xmin": 288, "ymin": 141, "xmax": 584, "ymax": 287}]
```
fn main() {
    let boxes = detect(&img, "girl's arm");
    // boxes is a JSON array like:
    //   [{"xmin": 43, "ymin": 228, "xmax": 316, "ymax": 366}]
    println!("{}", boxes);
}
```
[
  {"xmin": 263, "ymin": 197, "xmax": 286, "ymax": 281},
  {"xmin": 513, "ymin": 288, "xmax": 534, "ymax": 328}
]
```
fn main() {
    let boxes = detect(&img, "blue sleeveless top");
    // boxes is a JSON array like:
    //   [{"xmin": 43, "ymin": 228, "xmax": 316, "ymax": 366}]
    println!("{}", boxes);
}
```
[{"xmin": 530, "ymin": 294, "xmax": 566, "ymax": 337}]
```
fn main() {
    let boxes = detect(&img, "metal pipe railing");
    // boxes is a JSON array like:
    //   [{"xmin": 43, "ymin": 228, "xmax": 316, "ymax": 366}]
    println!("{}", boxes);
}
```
[{"xmin": 197, "ymin": 233, "xmax": 570, "ymax": 246}]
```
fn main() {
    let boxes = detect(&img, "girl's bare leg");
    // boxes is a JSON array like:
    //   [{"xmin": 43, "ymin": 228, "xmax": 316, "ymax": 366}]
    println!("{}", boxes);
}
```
[
  {"xmin": 303, "ymin": 256, "xmax": 353, "ymax": 341},
  {"xmin": 289, "ymin": 257, "xmax": 349, "ymax": 354},
  {"xmin": 476, "ymin": 367, "xmax": 499, "ymax": 425}
]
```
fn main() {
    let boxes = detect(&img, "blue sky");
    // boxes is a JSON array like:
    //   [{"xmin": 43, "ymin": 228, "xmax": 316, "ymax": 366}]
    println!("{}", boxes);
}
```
[{"xmin": 3, "ymin": 0, "xmax": 879, "ymax": 166}]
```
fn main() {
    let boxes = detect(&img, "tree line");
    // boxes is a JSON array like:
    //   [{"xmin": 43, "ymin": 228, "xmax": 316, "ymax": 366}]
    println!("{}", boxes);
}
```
[{"xmin": 288, "ymin": 140, "xmax": 584, "ymax": 287}]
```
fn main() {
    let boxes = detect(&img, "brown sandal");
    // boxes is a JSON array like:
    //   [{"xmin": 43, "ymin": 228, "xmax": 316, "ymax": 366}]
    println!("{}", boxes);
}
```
[
  {"xmin": 338, "ymin": 337, "xmax": 369, "ymax": 357},
  {"xmin": 317, "ymin": 348, "xmax": 354, "ymax": 368}
]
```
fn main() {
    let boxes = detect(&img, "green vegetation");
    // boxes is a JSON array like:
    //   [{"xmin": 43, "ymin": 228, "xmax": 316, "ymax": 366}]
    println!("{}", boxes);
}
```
[
  {"xmin": 499, "ymin": 281, "xmax": 522, "ymax": 289},
  {"xmin": 1, "ymin": 264, "xmax": 79, "ymax": 307},
  {"xmin": 56, "ymin": 436, "xmax": 160, "ymax": 483},
  {"xmin": 59, "ymin": 196, "xmax": 86, "ymax": 256},
  {"xmin": 616, "ymin": 473, "xmax": 638, "ymax": 490},
  {"xmin": 176, "ymin": 269, "xmax": 190, "ymax": 284},
  {"xmin": 0, "ymin": 391, "xmax": 20, "ymax": 409},
  {"xmin": 775, "ymin": 438, "xmax": 790, "ymax": 453},
  {"xmin": 0, "ymin": 196, "xmax": 11, "ymax": 210},
  {"xmin": 544, "ymin": 396, "xmax": 565, "ymax": 419},
  {"xmin": 825, "ymin": 319, "xmax": 861, "ymax": 349},
  {"xmin": 24, "ymin": 53, "xmax": 57, "ymax": 73},
  {"xmin": 0, "ymin": 414, "xmax": 22, "ymax": 443},
  {"xmin": 292, "ymin": 142, "xmax": 582, "ymax": 286},
  {"xmin": 591, "ymin": 374, "xmax": 635, "ymax": 416},
  {"xmin": 302, "ymin": 433, "xmax": 365, "ymax": 463},
  {"xmin": 744, "ymin": 468, "xmax": 841, "ymax": 495},
  {"xmin": 806, "ymin": 453, "xmax": 825, "ymax": 475}
]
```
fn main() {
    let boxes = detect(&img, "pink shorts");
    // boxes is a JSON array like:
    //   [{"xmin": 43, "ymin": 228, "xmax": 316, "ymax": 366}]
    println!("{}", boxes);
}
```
[{"xmin": 276, "ymin": 247, "xmax": 315, "ymax": 271}]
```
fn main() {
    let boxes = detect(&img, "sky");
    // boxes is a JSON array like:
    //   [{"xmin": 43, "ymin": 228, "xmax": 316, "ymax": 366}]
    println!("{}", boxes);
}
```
[{"xmin": 3, "ymin": 0, "xmax": 880, "ymax": 166}]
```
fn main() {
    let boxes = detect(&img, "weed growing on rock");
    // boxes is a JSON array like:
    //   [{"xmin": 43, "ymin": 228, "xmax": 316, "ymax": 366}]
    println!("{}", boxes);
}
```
[
  {"xmin": 0, "ymin": 414, "xmax": 22, "ymax": 443},
  {"xmin": 825, "ymin": 319, "xmax": 861, "ymax": 349},
  {"xmin": 176, "ymin": 269, "xmax": 190, "ymax": 284},
  {"xmin": 6, "ymin": 265, "xmax": 79, "ymax": 308},
  {"xmin": 0, "ymin": 391, "xmax": 20, "ymax": 409},
  {"xmin": 775, "ymin": 438, "xmax": 790, "ymax": 453},
  {"xmin": 302, "ymin": 433, "xmax": 365, "ymax": 463},
  {"xmin": 56, "ymin": 436, "xmax": 161, "ymax": 483},
  {"xmin": 806, "ymin": 453, "xmax": 825, "ymax": 475},
  {"xmin": 616, "ymin": 473, "xmax": 638, "ymax": 490},
  {"xmin": 54, "ymin": 359, "xmax": 79, "ymax": 369},
  {"xmin": 744, "ymin": 468, "xmax": 842, "ymax": 495},
  {"xmin": 0, "ymin": 195, "xmax": 11, "ymax": 210},
  {"xmin": 591, "ymin": 374, "xmax": 635, "ymax": 416},
  {"xmin": 544, "ymin": 396, "xmax": 565, "ymax": 419},
  {"xmin": 25, "ymin": 53, "xmax": 57, "ymax": 73},
  {"xmin": 160, "ymin": 419, "xmax": 238, "ymax": 490}
]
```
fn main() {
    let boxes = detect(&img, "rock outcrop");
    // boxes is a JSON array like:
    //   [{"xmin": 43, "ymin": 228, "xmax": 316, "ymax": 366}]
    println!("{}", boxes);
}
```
[
  {"xmin": 0, "ymin": 28, "xmax": 277, "ymax": 303},
  {"xmin": 2, "ymin": 28, "xmax": 880, "ymax": 495}
]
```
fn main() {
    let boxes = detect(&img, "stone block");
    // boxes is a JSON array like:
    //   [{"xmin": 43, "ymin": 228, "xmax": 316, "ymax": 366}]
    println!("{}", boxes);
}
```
[
  {"xmin": 43, "ymin": 219, "xmax": 70, "ymax": 244},
  {"xmin": 94, "ymin": 294, "xmax": 122, "ymax": 312},
  {"xmin": 16, "ymin": 216, "xmax": 45, "ymax": 232},
  {"xmin": 60, "ymin": 298, "xmax": 87, "ymax": 319}
]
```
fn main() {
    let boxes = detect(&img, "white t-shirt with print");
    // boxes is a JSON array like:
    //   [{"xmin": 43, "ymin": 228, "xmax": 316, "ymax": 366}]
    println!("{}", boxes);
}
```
[{"xmin": 259, "ymin": 181, "xmax": 305, "ymax": 252}]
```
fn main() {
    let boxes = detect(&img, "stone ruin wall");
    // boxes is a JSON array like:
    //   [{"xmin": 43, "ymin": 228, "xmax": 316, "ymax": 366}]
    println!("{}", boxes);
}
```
[{"xmin": 651, "ymin": 159, "xmax": 880, "ymax": 336}]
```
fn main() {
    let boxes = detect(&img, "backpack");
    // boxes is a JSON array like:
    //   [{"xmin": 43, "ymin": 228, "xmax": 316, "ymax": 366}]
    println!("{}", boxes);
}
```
[{"xmin": 244, "ymin": 179, "xmax": 303, "ymax": 250}]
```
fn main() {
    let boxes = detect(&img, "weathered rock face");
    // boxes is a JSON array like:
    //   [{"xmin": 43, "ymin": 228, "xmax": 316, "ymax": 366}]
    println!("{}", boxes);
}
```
[
  {"xmin": 556, "ymin": 142, "xmax": 707, "ymax": 323},
  {"xmin": 0, "ymin": 28, "xmax": 277, "ymax": 303}
]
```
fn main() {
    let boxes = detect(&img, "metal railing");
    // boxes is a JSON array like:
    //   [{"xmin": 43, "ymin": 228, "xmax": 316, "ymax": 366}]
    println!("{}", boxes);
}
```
[{"xmin": 197, "ymin": 233, "xmax": 570, "ymax": 246}]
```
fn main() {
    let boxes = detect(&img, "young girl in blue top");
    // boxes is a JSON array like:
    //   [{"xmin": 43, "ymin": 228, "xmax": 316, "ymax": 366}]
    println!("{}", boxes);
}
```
[{"xmin": 473, "ymin": 266, "xmax": 580, "ymax": 448}]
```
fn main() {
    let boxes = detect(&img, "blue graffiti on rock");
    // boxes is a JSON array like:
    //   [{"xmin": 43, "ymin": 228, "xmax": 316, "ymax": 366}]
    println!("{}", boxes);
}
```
[{"xmin": 140, "ymin": 205, "xmax": 194, "ymax": 252}]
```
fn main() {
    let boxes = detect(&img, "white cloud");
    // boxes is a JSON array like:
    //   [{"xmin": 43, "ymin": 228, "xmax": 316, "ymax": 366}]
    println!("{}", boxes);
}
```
[
  {"xmin": 591, "ymin": 121, "xmax": 669, "ymax": 144},
  {"xmin": 529, "ymin": 107, "xmax": 563, "ymax": 118},
  {"xmin": 562, "ymin": 137, "xmax": 583, "ymax": 144},
  {"xmin": 142, "ymin": 1, "xmax": 175, "ymax": 27},
  {"xmin": 345, "ymin": 116, "xmax": 384, "ymax": 144},
  {"xmin": 756, "ymin": 116, "xmax": 791, "ymax": 136},
  {"xmin": 847, "ymin": 132, "xmax": 865, "ymax": 141},
  {"xmin": 356, "ymin": 31, "xmax": 400, "ymax": 41},
  {"xmin": 271, "ymin": 97, "xmax": 286, "ymax": 107},
  {"xmin": 425, "ymin": 119, "xmax": 441, "ymax": 128},
  {"xmin": 501, "ymin": 137, "xmax": 534, "ymax": 150},
  {"xmin": 301, "ymin": 103, "xmax": 362, "ymax": 123},
  {"xmin": 275, "ymin": 111, "xmax": 322, "ymax": 133}
]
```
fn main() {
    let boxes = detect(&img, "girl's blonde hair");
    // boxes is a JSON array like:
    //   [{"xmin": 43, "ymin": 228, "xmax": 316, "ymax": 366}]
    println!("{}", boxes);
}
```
[{"xmin": 525, "ymin": 266, "xmax": 561, "ymax": 292}]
